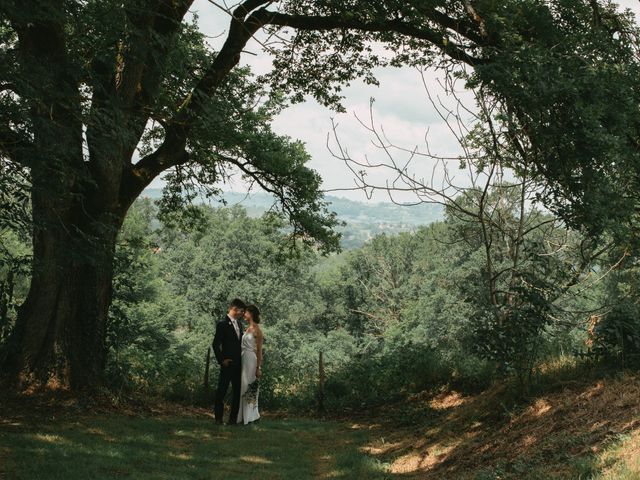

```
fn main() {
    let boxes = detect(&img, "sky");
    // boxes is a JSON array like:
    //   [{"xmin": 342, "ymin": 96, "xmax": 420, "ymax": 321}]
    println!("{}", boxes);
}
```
[{"xmin": 151, "ymin": 0, "xmax": 640, "ymax": 203}]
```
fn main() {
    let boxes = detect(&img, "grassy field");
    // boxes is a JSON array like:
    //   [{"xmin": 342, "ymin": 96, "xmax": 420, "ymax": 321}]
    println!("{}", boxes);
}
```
[{"xmin": 0, "ymin": 414, "xmax": 387, "ymax": 480}]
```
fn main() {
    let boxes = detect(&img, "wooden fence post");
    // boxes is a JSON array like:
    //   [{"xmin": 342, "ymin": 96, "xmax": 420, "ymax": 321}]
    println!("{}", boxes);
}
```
[{"xmin": 318, "ymin": 351, "xmax": 326, "ymax": 414}]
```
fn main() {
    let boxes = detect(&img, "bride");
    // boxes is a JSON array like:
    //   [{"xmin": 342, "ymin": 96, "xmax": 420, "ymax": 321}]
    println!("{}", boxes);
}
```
[{"xmin": 238, "ymin": 304, "xmax": 263, "ymax": 425}]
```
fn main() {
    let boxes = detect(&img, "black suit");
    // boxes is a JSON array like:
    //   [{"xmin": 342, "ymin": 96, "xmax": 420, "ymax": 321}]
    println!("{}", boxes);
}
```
[{"xmin": 212, "ymin": 315, "xmax": 243, "ymax": 424}]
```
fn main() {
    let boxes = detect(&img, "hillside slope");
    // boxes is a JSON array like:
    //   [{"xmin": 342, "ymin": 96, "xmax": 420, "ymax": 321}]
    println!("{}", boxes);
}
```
[{"xmin": 359, "ymin": 371, "xmax": 640, "ymax": 479}]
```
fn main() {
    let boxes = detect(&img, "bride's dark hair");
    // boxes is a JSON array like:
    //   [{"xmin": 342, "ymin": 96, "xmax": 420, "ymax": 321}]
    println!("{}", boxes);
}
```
[{"xmin": 246, "ymin": 305, "xmax": 261, "ymax": 324}]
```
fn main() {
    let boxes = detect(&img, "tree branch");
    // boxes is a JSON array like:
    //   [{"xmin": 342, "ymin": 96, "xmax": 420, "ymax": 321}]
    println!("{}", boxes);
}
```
[
  {"xmin": 256, "ymin": 10, "xmax": 485, "ymax": 66},
  {"xmin": 120, "ymin": 129, "xmax": 190, "ymax": 209},
  {"xmin": 117, "ymin": 0, "xmax": 196, "ymax": 108},
  {"xmin": 88, "ymin": 0, "xmax": 196, "ymax": 170},
  {"xmin": 128, "ymin": 1, "xmax": 486, "ymax": 198},
  {"xmin": 417, "ymin": 4, "xmax": 487, "ymax": 45},
  {"xmin": 126, "ymin": 1, "xmax": 272, "ymax": 193}
]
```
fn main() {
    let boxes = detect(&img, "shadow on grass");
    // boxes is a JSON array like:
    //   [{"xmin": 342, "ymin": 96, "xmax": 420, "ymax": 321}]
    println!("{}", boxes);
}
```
[{"xmin": 0, "ymin": 414, "xmax": 391, "ymax": 480}]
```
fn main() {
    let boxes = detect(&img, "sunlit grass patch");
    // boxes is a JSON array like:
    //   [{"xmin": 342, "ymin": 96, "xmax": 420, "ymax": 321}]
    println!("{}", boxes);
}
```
[
  {"xmin": 0, "ymin": 414, "xmax": 388, "ymax": 480},
  {"xmin": 594, "ymin": 431, "xmax": 640, "ymax": 480}
]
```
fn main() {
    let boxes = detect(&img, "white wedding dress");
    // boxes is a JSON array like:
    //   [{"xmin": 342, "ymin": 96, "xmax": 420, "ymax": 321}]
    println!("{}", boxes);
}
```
[{"xmin": 238, "ymin": 331, "xmax": 260, "ymax": 425}]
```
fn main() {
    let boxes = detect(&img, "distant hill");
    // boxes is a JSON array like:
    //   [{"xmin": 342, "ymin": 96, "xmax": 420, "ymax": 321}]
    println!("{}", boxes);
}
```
[{"xmin": 141, "ymin": 188, "xmax": 443, "ymax": 249}]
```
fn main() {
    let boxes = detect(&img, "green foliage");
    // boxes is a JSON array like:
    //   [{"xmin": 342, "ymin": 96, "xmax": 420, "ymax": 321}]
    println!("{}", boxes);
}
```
[
  {"xmin": 143, "ymin": 188, "xmax": 444, "ymax": 249},
  {"xmin": 106, "ymin": 199, "xmax": 185, "ymax": 395},
  {"xmin": 102, "ymin": 186, "xmax": 609, "ymax": 407},
  {"xmin": 0, "ymin": 160, "xmax": 30, "ymax": 352},
  {"xmin": 447, "ymin": 185, "xmax": 599, "ymax": 389},
  {"xmin": 586, "ymin": 249, "xmax": 640, "ymax": 366},
  {"xmin": 0, "ymin": 230, "xmax": 29, "ymax": 349},
  {"xmin": 0, "ymin": 177, "xmax": 613, "ymax": 408},
  {"xmin": 101, "ymin": 201, "xmax": 461, "ymax": 406},
  {"xmin": 466, "ymin": 1, "xmax": 640, "ymax": 241},
  {"xmin": 472, "ymin": 280, "xmax": 554, "ymax": 387},
  {"xmin": 4, "ymin": 0, "xmax": 640, "ymax": 392},
  {"xmin": 0, "ymin": 161, "xmax": 30, "ymax": 236}
]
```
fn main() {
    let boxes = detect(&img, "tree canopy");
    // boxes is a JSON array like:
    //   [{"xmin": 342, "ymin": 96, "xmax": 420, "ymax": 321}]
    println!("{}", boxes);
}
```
[{"xmin": 2, "ymin": 0, "xmax": 639, "ymax": 390}]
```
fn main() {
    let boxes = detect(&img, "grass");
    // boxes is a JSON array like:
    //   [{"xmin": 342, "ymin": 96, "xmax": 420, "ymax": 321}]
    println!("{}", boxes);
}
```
[
  {"xmin": 354, "ymin": 369, "xmax": 640, "ymax": 479},
  {"xmin": 2, "ymin": 366, "xmax": 640, "ymax": 479},
  {"xmin": 593, "ymin": 431, "xmax": 640, "ymax": 480},
  {"xmin": 0, "ymin": 413, "xmax": 388, "ymax": 480}
]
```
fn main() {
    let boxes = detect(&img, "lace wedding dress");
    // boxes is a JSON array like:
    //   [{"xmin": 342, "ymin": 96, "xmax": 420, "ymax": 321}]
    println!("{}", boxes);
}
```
[{"xmin": 238, "ymin": 330, "xmax": 260, "ymax": 425}]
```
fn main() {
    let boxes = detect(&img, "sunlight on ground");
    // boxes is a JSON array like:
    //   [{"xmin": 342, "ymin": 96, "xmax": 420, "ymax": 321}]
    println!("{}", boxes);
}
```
[
  {"xmin": 2, "ymin": 374, "xmax": 640, "ymax": 480},
  {"xmin": 530, "ymin": 398, "xmax": 552, "ymax": 417},
  {"xmin": 30, "ymin": 433, "xmax": 70, "ymax": 444},
  {"xmin": 168, "ymin": 451, "xmax": 193, "ymax": 460},
  {"xmin": 0, "ymin": 415, "xmax": 388, "ymax": 480},
  {"xmin": 321, "ymin": 469, "xmax": 345, "ymax": 478},
  {"xmin": 239, "ymin": 455, "xmax": 272, "ymax": 464},
  {"xmin": 597, "ymin": 431, "xmax": 640, "ymax": 480},
  {"xmin": 429, "ymin": 392, "xmax": 465, "ymax": 411},
  {"xmin": 356, "ymin": 373, "xmax": 640, "ymax": 479}
]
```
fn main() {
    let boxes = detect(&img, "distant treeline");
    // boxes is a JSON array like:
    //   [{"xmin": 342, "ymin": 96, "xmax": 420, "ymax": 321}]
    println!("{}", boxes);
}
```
[{"xmin": 141, "ymin": 188, "xmax": 444, "ymax": 249}]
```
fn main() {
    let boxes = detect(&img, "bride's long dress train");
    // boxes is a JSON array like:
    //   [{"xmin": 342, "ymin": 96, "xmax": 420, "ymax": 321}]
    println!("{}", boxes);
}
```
[{"xmin": 238, "ymin": 331, "xmax": 260, "ymax": 425}]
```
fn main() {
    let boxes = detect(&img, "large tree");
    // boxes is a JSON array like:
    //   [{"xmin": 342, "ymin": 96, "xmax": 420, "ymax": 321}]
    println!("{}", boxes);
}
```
[{"xmin": 1, "ymin": 0, "xmax": 637, "ymax": 390}]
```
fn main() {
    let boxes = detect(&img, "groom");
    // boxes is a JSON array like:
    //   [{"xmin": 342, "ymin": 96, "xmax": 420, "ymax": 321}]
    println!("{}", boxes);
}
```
[{"xmin": 212, "ymin": 298, "xmax": 246, "ymax": 425}]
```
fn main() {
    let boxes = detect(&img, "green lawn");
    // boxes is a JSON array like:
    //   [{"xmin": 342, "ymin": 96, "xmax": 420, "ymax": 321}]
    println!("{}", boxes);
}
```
[{"xmin": 0, "ymin": 414, "xmax": 389, "ymax": 480}]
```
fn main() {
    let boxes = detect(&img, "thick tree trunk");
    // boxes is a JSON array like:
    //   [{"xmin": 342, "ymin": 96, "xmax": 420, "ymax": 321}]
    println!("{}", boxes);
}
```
[
  {"xmin": 5, "ymin": 178, "xmax": 124, "ymax": 391},
  {"xmin": 2, "ymin": 0, "xmax": 170, "ymax": 392}
]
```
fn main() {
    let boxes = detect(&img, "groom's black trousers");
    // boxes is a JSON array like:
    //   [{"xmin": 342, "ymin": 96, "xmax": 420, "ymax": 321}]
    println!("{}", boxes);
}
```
[{"xmin": 214, "ymin": 364, "xmax": 241, "ymax": 424}]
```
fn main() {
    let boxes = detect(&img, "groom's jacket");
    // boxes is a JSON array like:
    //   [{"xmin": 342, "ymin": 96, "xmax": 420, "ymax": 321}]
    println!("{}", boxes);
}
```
[{"xmin": 212, "ymin": 315, "xmax": 243, "ymax": 367}]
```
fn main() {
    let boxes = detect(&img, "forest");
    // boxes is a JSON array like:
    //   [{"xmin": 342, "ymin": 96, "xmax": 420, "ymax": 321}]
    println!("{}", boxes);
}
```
[
  {"xmin": 2, "ymin": 0, "xmax": 640, "ymax": 479},
  {"xmin": 140, "ymin": 188, "xmax": 445, "ymax": 249},
  {"xmin": 3, "ymin": 193, "xmax": 611, "ymax": 407}
]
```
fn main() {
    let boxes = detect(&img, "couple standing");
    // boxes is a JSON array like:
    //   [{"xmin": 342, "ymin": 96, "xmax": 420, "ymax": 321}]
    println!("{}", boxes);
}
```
[{"xmin": 212, "ymin": 298, "xmax": 263, "ymax": 426}]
